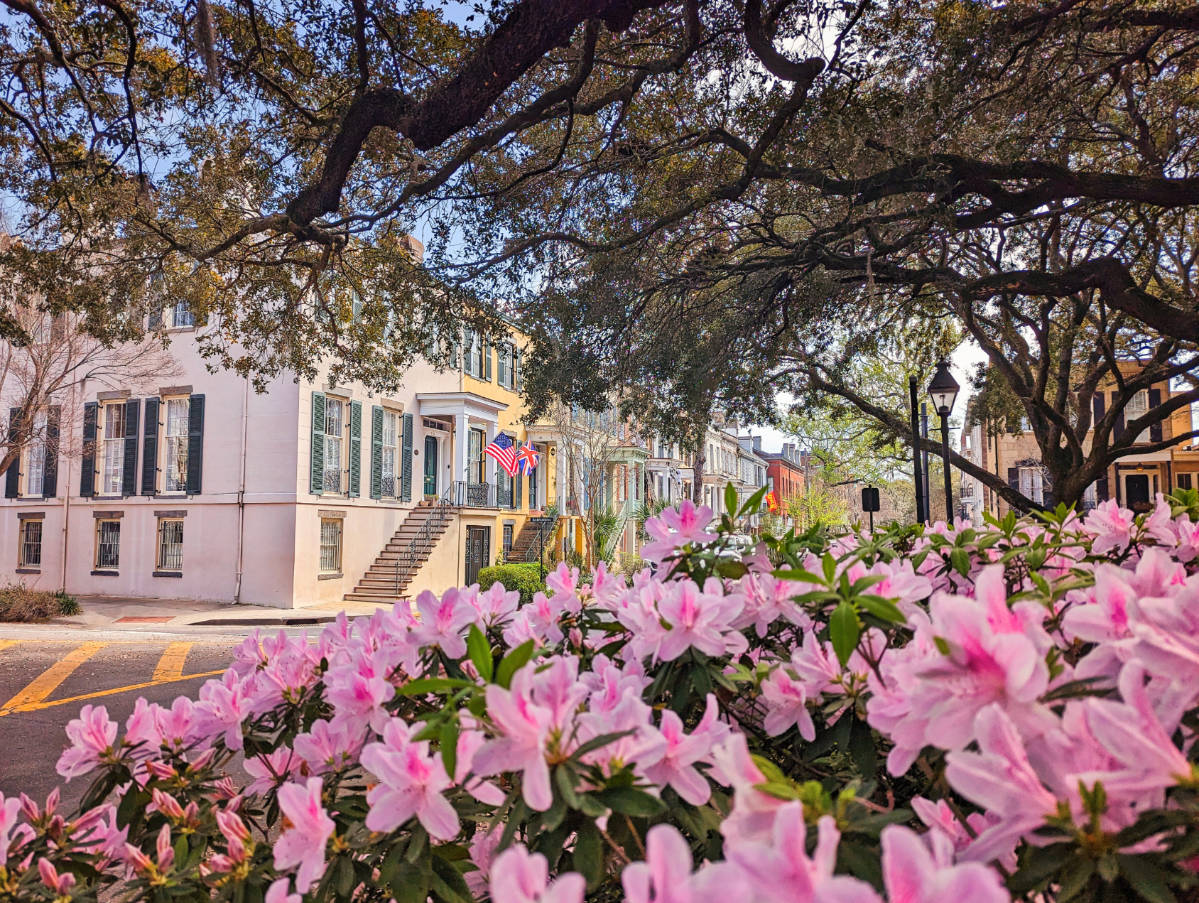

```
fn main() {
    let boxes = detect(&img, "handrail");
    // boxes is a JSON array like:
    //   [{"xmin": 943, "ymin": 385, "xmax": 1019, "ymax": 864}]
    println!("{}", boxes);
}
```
[{"xmin": 395, "ymin": 482, "xmax": 456, "ymax": 597}]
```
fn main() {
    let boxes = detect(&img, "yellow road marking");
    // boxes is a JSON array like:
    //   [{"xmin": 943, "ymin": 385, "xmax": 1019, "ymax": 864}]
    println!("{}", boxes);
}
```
[
  {"xmin": 152, "ymin": 642, "xmax": 192, "ymax": 682},
  {"xmin": 0, "ymin": 640, "xmax": 18, "ymax": 653},
  {"xmin": 0, "ymin": 642, "xmax": 107, "ymax": 713},
  {"xmin": 0, "ymin": 668, "xmax": 225, "ymax": 717}
]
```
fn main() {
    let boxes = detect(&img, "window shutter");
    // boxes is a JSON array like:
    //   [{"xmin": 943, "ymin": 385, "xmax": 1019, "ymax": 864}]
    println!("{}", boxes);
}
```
[
  {"xmin": 1149, "ymin": 388, "xmax": 1163, "ymax": 443},
  {"xmin": 43, "ymin": 405, "xmax": 59, "ymax": 498},
  {"xmin": 1096, "ymin": 473, "xmax": 1110, "ymax": 502},
  {"xmin": 370, "ymin": 405, "xmax": 383, "ymax": 500},
  {"xmin": 515, "ymin": 469, "xmax": 523, "ymax": 509},
  {"xmin": 142, "ymin": 397, "xmax": 160, "ymax": 495},
  {"xmin": 122, "ymin": 398, "xmax": 141, "ymax": 497},
  {"xmin": 187, "ymin": 394, "xmax": 205, "ymax": 494},
  {"xmin": 4, "ymin": 407, "xmax": 19, "ymax": 499},
  {"xmin": 400, "ymin": 413, "xmax": 414, "ymax": 502},
  {"xmin": 515, "ymin": 346, "xmax": 523, "ymax": 391},
  {"xmin": 310, "ymin": 392, "xmax": 325, "ymax": 494},
  {"xmin": 348, "ymin": 400, "xmax": 362, "ymax": 497},
  {"xmin": 1112, "ymin": 392, "xmax": 1125, "ymax": 440},
  {"xmin": 462, "ymin": 329, "xmax": 474, "ymax": 375},
  {"xmin": 80, "ymin": 402, "xmax": 97, "ymax": 497},
  {"xmin": 1092, "ymin": 391, "xmax": 1105, "ymax": 426},
  {"xmin": 483, "ymin": 341, "xmax": 492, "ymax": 381},
  {"xmin": 1007, "ymin": 467, "xmax": 1018, "ymax": 491}
]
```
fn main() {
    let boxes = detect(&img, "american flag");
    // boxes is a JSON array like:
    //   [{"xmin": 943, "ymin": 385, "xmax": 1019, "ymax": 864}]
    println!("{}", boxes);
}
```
[
  {"xmin": 485, "ymin": 432, "xmax": 519, "ymax": 477},
  {"xmin": 516, "ymin": 442, "xmax": 540, "ymax": 476}
]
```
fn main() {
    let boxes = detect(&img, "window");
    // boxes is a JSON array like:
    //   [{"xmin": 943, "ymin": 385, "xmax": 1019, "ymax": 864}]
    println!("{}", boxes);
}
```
[
  {"xmin": 95, "ymin": 519, "xmax": 120, "ymax": 569},
  {"xmin": 1127, "ymin": 390, "xmax": 1151, "ymax": 443},
  {"xmin": 168, "ymin": 300, "xmax": 195, "ymax": 328},
  {"xmin": 320, "ymin": 518, "xmax": 343, "ymax": 572},
  {"xmin": 1018, "ymin": 466, "xmax": 1044, "ymax": 505},
  {"xmin": 464, "ymin": 330, "xmax": 484, "ymax": 379},
  {"xmin": 469, "ymin": 428, "xmax": 486, "ymax": 484},
  {"xmin": 324, "ymin": 398, "xmax": 344, "ymax": 493},
  {"xmin": 497, "ymin": 344, "xmax": 514, "ymax": 388},
  {"xmin": 1179, "ymin": 473, "xmax": 1194, "ymax": 491},
  {"xmin": 502, "ymin": 523, "xmax": 514, "ymax": 560},
  {"xmin": 381, "ymin": 410, "xmax": 398, "ymax": 497},
  {"xmin": 23, "ymin": 410, "xmax": 47, "ymax": 497},
  {"xmin": 19, "ymin": 519, "xmax": 42, "ymax": 568},
  {"xmin": 101, "ymin": 403, "xmax": 126, "ymax": 496},
  {"xmin": 163, "ymin": 398, "xmax": 190, "ymax": 493},
  {"xmin": 157, "ymin": 519, "xmax": 184, "ymax": 572}
]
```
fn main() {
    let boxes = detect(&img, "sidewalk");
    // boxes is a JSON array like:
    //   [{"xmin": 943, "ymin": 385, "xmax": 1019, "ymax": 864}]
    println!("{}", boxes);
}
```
[{"xmin": 23, "ymin": 595, "xmax": 391, "ymax": 632}]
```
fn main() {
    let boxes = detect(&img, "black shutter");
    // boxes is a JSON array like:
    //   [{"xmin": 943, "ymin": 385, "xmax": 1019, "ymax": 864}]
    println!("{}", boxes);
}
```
[
  {"xmin": 1113, "ymin": 393, "xmax": 1125, "ymax": 440},
  {"xmin": 122, "ymin": 398, "xmax": 140, "ymax": 497},
  {"xmin": 1096, "ymin": 474, "xmax": 1109, "ymax": 501},
  {"xmin": 142, "ymin": 397, "xmax": 159, "ymax": 495},
  {"xmin": 514, "ymin": 345, "xmax": 523, "ymax": 392},
  {"xmin": 1149, "ymin": 388, "xmax": 1163, "ymax": 444},
  {"xmin": 348, "ymin": 400, "xmax": 362, "ymax": 497},
  {"xmin": 80, "ymin": 402, "xmax": 97, "ymax": 497},
  {"xmin": 43, "ymin": 405, "xmax": 59, "ymax": 498},
  {"xmin": 4, "ymin": 407, "xmax": 19, "ymax": 498},
  {"xmin": 370, "ymin": 405, "xmax": 383, "ymax": 499},
  {"xmin": 1092, "ymin": 391, "xmax": 1105, "ymax": 427},
  {"xmin": 186, "ymin": 394, "xmax": 204, "ymax": 494},
  {"xmin": 400, "ymin": 413, "xmax": 414, "ymax": 502},
  {"xmin": 515, "ymin": 469, "xmax": 523, "ymax": 509},
  {"xmin": 483, "ymin": 341, "xmax": 492, "ymax": 381},
  {"xmin": 1007, "ymin": 467, "xmax": 1019, "ymax": 491}
]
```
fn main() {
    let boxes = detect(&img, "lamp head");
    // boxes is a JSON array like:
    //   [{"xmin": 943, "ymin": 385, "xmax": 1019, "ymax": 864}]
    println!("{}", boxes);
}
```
[{"xmin": 928, "ymin": 359, "xmax": 960, "ymax": 416}]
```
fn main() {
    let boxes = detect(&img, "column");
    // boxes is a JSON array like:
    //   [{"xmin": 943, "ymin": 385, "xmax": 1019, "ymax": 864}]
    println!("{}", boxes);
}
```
[{"xmin": 454, "ymin": 411, "xmax": 468, "ymax": 492}]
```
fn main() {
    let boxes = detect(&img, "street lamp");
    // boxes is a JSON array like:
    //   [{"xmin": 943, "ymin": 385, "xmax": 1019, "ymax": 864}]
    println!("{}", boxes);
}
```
[{"xmin": 928, "ymin": 359, "xmax": 959, "ymax": 523}]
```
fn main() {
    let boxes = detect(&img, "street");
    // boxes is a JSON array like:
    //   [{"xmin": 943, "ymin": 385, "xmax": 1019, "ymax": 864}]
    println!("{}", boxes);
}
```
[{"xmin": 0, "ymin": 634, "xmax": 246, "ymax": 806}]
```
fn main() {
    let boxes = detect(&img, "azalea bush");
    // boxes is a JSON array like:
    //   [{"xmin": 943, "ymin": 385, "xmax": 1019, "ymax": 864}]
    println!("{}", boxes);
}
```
[{"xmin": 7, "ymin": 487, "xmax": 1199, "ymax": 903}]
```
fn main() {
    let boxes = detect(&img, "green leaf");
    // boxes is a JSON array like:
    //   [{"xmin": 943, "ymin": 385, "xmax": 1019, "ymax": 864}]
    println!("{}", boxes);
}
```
[
  {"xmin": 390, "ymin": 862, "xmax": 431, "ymax": 903},
  {"xmin": 574, "ymin": 821, "xmax": 604, "ymax": 890},
  {"xmin": 432, "ymin": 853, "xmax": 473, "ymax": 903},
  {"xmin": 1116, "ymin": 855, "xmax": 1177, "ymax": 903},
  {"xmin": 467, "ymin": 624, "xmax": 493, "ymax": 682},
  {"xmin": 398, "ymin": 677, "xmax": 475, "ymax": 696},
  {"xmin": 496, "ymin": 640, "xmax": 536, "ymax": 688},
  {"xmin": 949, "ymin": 547, "xmax": 971, "ymax": 576},
  {"xmin": 554, "ymin": 764, "xmax": 580, "ymax": 809},
  {"xmin": 829, "ymin": 600, "xmax": 861, "ymax": 667},
  {"xmin": 440, "ymin": 717, "xmax": 459, "ymax": 779},
  {"xmin": 1057, "ymin": 858, "xmax": 1095, "ymax": 902},
  {"xmin": 573, "ymin": 729, "xmax": 635, "ymax": 758},
  {"xmin": 856, "ymin": 593, "xmax": 905, "ymax": 624},
  {"xmin": 594, "ymin": 786, "xmax": 665, "ymax": 817},
  {"xmin": 724, "ymin": 483, "xmax": 738, "ymax": 518}
]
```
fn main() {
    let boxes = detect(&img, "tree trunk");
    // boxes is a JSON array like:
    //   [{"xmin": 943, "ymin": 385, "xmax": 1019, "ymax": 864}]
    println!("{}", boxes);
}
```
[{"xmin": 689, "ymin": 423, "xmax": 707, "ymax": 504}]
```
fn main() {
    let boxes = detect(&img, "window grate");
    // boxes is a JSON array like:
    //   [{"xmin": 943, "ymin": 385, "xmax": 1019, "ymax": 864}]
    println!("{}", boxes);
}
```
[
  {"xmin": 158, "ymin": 519, "xmax": 184, "ymax": 571},
  {"xmin": 20, "ymin": 520, "xmax": 42, "ymax": 567},
  {"xmin": 320, "ymin": 518, "xmax": 342, "ymax": 572},
  {"xmin": 96, "ymin": 520, "xmax": 120, "ymax": 569}
]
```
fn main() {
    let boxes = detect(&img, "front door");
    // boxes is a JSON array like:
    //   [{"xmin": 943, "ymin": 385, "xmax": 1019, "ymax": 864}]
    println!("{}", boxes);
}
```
[
  {"xmin": 464, "ymin": 525, "xmax": 490, "ymax": 585},
  {"xmin": 1125, "ymin": 473, "xmax": 1151, "ymax": 511},
  {"xmin": 529, "ymin": 445, "xmax": 539, "ymax": 510},
  {"xmin": 424, "ymin": 435, "xmax": 438, "ymax": 496}
]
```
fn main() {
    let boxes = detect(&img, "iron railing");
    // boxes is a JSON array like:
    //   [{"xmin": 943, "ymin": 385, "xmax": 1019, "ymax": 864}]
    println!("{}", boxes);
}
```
[{"xmin": 395, "ymin": 483, "xmax": 456, "ymax": 596}]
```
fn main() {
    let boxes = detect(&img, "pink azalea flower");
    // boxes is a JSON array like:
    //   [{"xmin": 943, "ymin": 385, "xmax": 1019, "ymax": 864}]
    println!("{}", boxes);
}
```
[
  {"xmin": 759, "ymin": 667, "xmax": 815, "ymax": 740},
  {"xmin": 1083, "ymin": 499, "xmax": 1136, "ymax": 556},
  {"xmin": 474, "ymin": 672, "xmax": 557, "ymax": 811},
  {"xmin": 474, "ymin": 581, "xmax": 521, "ymax": 625},
  {"xmin": 413, "ymin": 588, "xmax": 478, "ymax": 659},
  {"xmin": 1063, "ymin": 563, "xmax": 1138, "ymax": 644},
  {"xmin": 489, "ymin": 845, "xmax": 585, "ymax": 903},
  {"xmin": 294, "ymin": 719, "xmax": 365, "ymax": 774},
  {"xmin": 654, "ymin": 580, "xmax": 747, "ymax": 662},
  {"xmin": 273, "ymin": 777, "xmax": 334, "ymax": 893},
  {"xmin": 361, "ymin": 719, "xmax": 459, "ymax": 840},
  {"xmin": 244, "ymin": 749, "xmax": 301, "ymax": 796},
  {"xmin": 266, "ymin": 878, "xmax": 302, "ymax": 903},
  {"xmin": 880, "ymin": 824, "xmax": 1008, "ymax": 903},
  {"xmin": 641, "ymin": 698, "xmax": 721, "ymax": 805},
  {"xmin": 725, "ymin": 803, "xmax": 879, "ymax": 903},
  {"xmin": 37, "ymin": 857, "xmax": 76, "ymax": 894},
  {"xmin": 193, "ymin": 672, "xmax": 250, "ymax": 751},
  {"xmin": 623, "ymin": 824, "xmax": 750, "ymax": 903},
  {"xmin": 1, "ymin": 795, "xmax": 29, "ymax": 868},
  {"xmin": 641, "ymin": 500, "xmax": 718, "ymax": 563},
  {"xmin": 56, "ymin": 704, "xmax": 119, "ymax": 780}
]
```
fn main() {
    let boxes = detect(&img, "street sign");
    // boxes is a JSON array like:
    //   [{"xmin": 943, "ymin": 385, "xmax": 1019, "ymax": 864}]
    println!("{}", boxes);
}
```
[{"xmin": 861, "ymin": 487, "xmax": 880, "ymax": 512}]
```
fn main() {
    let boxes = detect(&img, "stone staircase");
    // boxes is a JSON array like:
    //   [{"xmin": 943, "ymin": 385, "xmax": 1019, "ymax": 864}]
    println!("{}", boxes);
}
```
[
  {"xmin": 506, "ymin": 515, "xmax": 559, "ymax": 563},
  {"xmin": 344, "ymin": 500, "xmax": 455, "ymax": 604}
]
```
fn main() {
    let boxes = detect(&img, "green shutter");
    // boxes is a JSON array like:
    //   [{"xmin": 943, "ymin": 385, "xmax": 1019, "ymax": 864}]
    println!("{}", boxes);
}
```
[
  {"xmin": 142, "ymin": 397, "xmax": 159, "ymax": 495},
  {"xmin": 310, "ymin": 392, "xmax": 325, "ymax": 494},
  {"xmin": 5, "ymin": 407, "xmax": 19, "ymax": 498},
  {"xmin": 514, "ymin": 345, "xmax": 523, "ymax": 391},
  {"xmin": 349, "ymin": 400, "xmax": 362, "ymax": 497},
  {"xmin": 43, "ymin": 406, "xmax": 59, "ymax": 498},
  {"xmin": 186, "ymin": 394, "xmax": 205, "ymax": 495},
  {"xmin": 370, "ymin": 405, "xmax": 383, "ymax": 499},
  {"xmin": 122, "ymin": 399, "xmax": 141, "ymax": 497},
  {"xmin": 483, "ymin": 341, "xmax": 492, "ymax": 381},
  {"xmin": 515, "ymin": 469, "xmax": 523, "ymax": 509},
  {"xmin": 400, "ymin": 413, "xmax": 414, "ymax": 502}
]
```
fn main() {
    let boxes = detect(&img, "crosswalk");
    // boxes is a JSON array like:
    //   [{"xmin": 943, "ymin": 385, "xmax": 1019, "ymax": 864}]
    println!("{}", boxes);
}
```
[{"xmin": 0, "ymin": 640, "xmax": 229, "ymax": 717}]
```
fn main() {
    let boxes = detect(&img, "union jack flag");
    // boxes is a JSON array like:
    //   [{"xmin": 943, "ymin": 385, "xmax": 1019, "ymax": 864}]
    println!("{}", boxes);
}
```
[
  {"xmin": 516, "ymin": 441, "xmax": 540, "ymax": 476},
  {"xmin": 484, "ymin": 432, "xmax": 519, "ymax": 477}
]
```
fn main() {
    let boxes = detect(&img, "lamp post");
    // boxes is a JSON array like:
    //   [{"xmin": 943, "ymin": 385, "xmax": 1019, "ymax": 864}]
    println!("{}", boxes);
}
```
[{"xmin": 928, "ymin": 359, "xmax": 960, "ymax": 523}]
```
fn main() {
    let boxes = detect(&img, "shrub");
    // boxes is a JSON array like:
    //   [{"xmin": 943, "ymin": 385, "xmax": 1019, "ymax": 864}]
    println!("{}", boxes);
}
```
[
  {"xmin": 0, "ymin": 583, "xmax": 79, "ymax": 621},
  {"xmin": 477, "ymin": 561, "xmax": 545, "ymax": 604},
  {"xmin": 10, "ymin": 489, "xmax": 1199, "ymax": 903}
]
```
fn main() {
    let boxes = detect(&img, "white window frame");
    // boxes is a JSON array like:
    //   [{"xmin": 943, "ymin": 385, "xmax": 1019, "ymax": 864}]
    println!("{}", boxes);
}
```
[
  {"xmin": 95, "ymin": 518, "xmax": 121, "ymax": 570},
  {"xmin": 1127, "ymin": 389, "xmax": 1151, "ymax": 443},
  {"xmin": 167, "ymin": 300, "xmax": 195, "ymax": 329},
  {"xmin": 1018, "ymin": 466, "xmax": 1044, "ymax": 506},
  {"xmin": 18, "ymin": 518, "xmax": 42, "ymax": 569},
  {"xmin": 497, "ymin": 343, "xmax": 514, "ymax": 388},
  {"xmin": 323, "ymin": 397, "xmax": 346, "ymax": 494},
  {"xmin": 157, "ymin": 518, "xmax": 184, "ymax": 573},
  {"xmin": 161, "ymin": 396, "xmax": 190, "ymax": 494},
  {"xmin": 381, "ymin": 409, "xmax": 399, "ymax": 498},
  {"xmin": 22, "ymin": 410, "xmax": 47, "ymax": 498},
  {"xmin": 319, "ymin": 517, "xmax": 343, "ymax": 573},
  {"xmin": 99, "ymin": 402, "xmax": 126, "ymax": 496}
]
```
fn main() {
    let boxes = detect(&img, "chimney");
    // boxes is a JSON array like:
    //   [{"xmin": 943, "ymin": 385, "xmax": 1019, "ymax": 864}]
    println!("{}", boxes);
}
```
[
  {"xmin": 400, "ymin": 234, "xmax": 425, "ymax": 263},
  {"xmin": 752, "ymin": 436, "xmax": 762, "ymax": 452}
]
